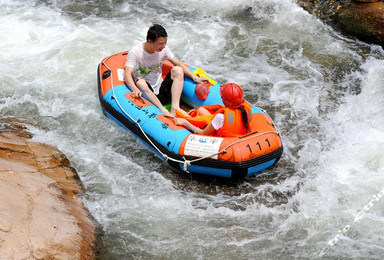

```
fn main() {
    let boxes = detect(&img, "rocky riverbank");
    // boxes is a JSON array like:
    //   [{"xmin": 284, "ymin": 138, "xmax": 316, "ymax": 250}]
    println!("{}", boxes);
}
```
[
  {"xmin": 297, "ymin": 0, "xmax": 384, "ymax": 46},
  {"xmin": 0, "ymin": 118, "xmax": 95, "ymax": 259}
]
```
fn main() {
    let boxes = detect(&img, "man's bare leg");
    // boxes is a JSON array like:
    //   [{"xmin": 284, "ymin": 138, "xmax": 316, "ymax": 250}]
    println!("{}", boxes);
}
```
[
  {"xmin": 136, "ymin": 79, "xmax": 173, "ymax": 117},
  {"xmin": 170, "ymin": 66, "xmax": 188, "ymax": 116}
]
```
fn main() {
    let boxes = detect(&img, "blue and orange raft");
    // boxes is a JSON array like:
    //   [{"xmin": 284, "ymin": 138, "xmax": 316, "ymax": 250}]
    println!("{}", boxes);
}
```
[{"xmin": 97, "ymin": 51, "xmax": 283, "ymax": 179}]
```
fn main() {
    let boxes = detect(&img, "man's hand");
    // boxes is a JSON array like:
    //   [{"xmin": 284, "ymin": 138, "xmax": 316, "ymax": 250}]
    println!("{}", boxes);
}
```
[
  {"xmin": 195, "ymin": 76, "xmax": 209, "ymax": 83},
  {"xmin": 131, "ymin": 88, "xmax": 142, "ymax": 98}
]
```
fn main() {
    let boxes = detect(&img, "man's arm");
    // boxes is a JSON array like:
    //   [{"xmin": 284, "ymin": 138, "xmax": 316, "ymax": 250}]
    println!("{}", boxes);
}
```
[
  {"xmin": 124, "ymin": 65, "xmax": 173, "ymax": 117},
  {"xmin": 170, "ymin": 56, "xmax": 207, "ymax": 83},
  {"xmin": 124, "ymin": 66, "xmax": 142, "ymax": 98}
]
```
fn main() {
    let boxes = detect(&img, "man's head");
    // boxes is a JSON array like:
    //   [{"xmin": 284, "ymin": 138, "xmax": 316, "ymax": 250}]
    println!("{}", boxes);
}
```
[
  {"xmin": 146, "ymin": 24, "xmax": 168, "ymax": 52},
  {"xmin": 147, "ymin": 24, "xmax": 168, "ymax": 42}
]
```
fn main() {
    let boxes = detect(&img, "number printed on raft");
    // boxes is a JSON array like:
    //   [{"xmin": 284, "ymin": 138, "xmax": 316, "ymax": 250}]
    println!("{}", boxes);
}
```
[{"xmin": 246, "ymin": 138, "xmax": 271, "ymax": 153}]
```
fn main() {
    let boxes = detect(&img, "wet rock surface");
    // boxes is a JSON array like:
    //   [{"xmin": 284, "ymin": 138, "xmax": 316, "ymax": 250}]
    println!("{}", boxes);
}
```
[
  {"xmin": 335, "ymin": 2, "xmax": 384, "ymax": 46},
  {"xmin": 297, "ymin": 0, "xmax": 384, "ymax": 46},
  {"xmin": 0, "ymin": 118, "xmax": 95, "ymax": 260}
]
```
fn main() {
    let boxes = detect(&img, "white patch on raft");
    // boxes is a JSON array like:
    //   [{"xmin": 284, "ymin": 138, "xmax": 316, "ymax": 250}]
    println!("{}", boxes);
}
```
[{"xmin": 184, "ymin": 135, "xmax": 223, "ymax": 159}]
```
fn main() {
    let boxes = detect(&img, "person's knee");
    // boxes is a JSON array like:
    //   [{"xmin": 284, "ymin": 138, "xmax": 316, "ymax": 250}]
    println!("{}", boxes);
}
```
[
  {"xmin": 136, "ymin": 79, "xmax": 150, "ymax": 91},
  {"xmin": 171, "ymin": 66, "xmax": 184, "ymax": 79}
]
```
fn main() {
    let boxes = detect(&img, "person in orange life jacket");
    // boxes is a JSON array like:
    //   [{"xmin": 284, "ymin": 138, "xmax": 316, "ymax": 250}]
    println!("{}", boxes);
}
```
[
  {"xmin": 124, "ymin": 24, "xmax": 208, "ymax": 117},
  {"xmin": 174, "ymin": 83, "xmax": 251, "ymax": 136}
]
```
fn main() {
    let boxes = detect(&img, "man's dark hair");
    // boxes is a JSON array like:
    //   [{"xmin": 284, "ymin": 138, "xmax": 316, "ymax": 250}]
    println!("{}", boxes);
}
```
[{"xmin": 146, "ymin": 24, "xmax": 168, "ymax": 42}]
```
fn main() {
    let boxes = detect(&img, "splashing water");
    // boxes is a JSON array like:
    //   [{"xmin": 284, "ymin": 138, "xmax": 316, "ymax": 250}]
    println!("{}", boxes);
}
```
[{"xmin": 1, "ymin": 0, "xmax": 384, "ymax": 258}]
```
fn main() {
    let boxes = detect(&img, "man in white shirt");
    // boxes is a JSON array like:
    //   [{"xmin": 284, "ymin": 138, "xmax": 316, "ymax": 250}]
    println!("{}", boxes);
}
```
[{"xmin": 124, "ymin": 24, "xmax": 207, "ymax": 117}]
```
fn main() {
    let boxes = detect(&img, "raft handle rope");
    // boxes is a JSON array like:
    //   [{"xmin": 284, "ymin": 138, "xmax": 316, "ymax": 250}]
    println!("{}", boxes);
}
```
[{"xmin": 101, "ymin": 58, "xmax": 279, "ymax": 172}]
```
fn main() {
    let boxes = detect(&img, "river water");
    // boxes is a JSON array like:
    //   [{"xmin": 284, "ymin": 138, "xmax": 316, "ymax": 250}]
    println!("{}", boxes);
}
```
[{"xmin": 1, "ymin": 0, "xmax": 384, "ymax": 259}]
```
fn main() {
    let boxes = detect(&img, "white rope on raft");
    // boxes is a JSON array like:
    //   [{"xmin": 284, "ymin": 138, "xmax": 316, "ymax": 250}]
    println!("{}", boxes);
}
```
[{"xmin": 101, "ymin": 60, "xmax": 279, "ymax": 172}]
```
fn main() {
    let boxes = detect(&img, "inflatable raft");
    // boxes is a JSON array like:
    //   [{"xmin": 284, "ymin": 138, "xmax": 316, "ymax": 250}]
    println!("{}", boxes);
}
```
[{"xmin": 97, "ymin": 51, "xmax": 283, "ymax": 179}]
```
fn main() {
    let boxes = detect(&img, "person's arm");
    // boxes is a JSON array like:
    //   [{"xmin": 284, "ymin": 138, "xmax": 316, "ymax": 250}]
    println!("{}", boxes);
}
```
[
  {"xmin": 174, "ymin": 118, "xmax": 216, "ymax": 135},
  {"xmin": 124, "ymin": 66, "xmax": 142, "ymax": 98},
  {"xmin": 170, "ymin": 56, "xmax": 208, "ymax": 83},
  {"xmin": 125, "ymin": 66, "xmax": 172, "ymax": 116}
]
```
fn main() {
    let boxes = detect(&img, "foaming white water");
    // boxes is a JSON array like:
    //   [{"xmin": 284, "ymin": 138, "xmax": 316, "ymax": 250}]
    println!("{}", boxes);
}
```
[
  {"xmin": 282, "ymin": 57, "xmax": 384, "ymax": 257},
  {"xmin": 1, "ymin": 0, "xmax": 384, "ymax": 259}
]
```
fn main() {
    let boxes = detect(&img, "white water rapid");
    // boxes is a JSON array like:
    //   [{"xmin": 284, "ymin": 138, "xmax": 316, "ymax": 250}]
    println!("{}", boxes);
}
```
[{"xmin": 1, "ymin": 0, "xmax": 384, "ymax": 259}]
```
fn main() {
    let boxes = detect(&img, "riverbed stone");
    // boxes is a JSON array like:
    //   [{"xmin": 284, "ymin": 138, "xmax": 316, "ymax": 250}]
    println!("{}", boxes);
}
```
[
  {"xmin": 296, "ymin": 0, "xmax": 384, "ymax": 46},
  {"xmin": 353, "ymin": 0, "xmax": 380, "ymax": 3},
  {"xmin": 334, "ymin": 2, "xmax": 384, "ymax": 46},
  {"xmin": 0, "ymin": 118, "xmax": 95, "ymax": 260}
]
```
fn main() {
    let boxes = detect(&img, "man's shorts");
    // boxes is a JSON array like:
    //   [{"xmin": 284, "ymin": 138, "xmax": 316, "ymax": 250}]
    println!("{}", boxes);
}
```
[{"xmin": 147, "ymin": 72, "xmax": 173, "ymax": 105}]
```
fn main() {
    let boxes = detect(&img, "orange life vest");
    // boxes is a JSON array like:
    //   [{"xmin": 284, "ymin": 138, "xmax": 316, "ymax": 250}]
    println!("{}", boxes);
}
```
[
  {"xmin": 176, "ymin": 103, "xmax": 252, "ymax": 137},
  {"xmin": 213, "ymin": 103, "xmax": 252, "ymax": 137},
  {"xmin": 175, "ymin": 104, "xmax": 222, "ymax": 128}
]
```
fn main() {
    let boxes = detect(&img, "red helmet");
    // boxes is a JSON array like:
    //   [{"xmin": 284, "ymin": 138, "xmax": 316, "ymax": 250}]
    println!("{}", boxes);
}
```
[{"xmin": 220, "ymin": 83, "xmax": 244, "ymax": 108}]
